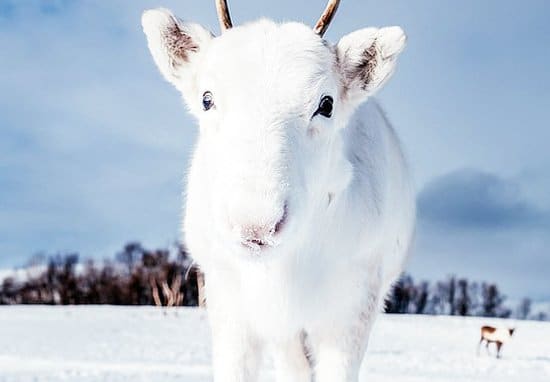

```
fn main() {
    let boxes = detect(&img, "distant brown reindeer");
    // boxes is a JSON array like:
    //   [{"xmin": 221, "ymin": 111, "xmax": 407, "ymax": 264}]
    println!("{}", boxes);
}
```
[{"xmin": 477, "ymin": 325, "xmax": 515, "ymax": 358}]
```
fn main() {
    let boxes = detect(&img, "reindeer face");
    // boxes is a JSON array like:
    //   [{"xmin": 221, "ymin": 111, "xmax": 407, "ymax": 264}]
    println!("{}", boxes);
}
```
[
  {"xmin": 192, "ymin": 22, "xmax": 340, "ymax": 251},
  {"xmin": 142, "ymin": 6, "xmax": 406, "ymax": 256}
]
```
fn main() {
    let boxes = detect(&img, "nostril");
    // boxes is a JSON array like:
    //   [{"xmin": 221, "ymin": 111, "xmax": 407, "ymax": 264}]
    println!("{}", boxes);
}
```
[
  {"xmin": 238, "ymin": 203, "xmax": 288, "ymax": 250},
  {"xmin": 250, "ymin": 239, "xmax": 266, "ymax": 247},
  {"xmin": 242, "ymin": 236, "xmax": 269, "ymax": 250},
  {"xmin": 273, "ymin": 203, "xmax": 288, "ymax": 235}
]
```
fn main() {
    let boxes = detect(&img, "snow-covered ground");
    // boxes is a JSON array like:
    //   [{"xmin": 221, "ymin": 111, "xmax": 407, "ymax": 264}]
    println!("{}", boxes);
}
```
[{"xmin": 0, "ymin": 306, "xmax": 548, "ymax": 381}]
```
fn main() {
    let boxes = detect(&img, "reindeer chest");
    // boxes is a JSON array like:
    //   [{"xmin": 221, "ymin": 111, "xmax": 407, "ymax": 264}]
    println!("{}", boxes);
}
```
[{"xmin": 236, "ymin": 244, "xmax": 370, "ymax": 338}]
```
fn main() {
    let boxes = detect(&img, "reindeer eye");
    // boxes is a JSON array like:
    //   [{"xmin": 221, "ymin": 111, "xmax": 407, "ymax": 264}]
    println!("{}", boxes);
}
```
[
  {"xmin": 314, "ymin": 95, "xmax": 333, "ymax": 118},
  {"xmin": 202, "ymin": 91, "xmax": 214, "ymax": 111}
]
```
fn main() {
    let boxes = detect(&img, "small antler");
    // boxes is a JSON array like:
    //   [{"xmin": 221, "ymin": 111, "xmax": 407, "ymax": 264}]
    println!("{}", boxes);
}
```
[
  {"xmin": 215, "ymin": 0, "xmax": 233, "ymax": 32},
  {"xmin": 313, "ymin": 0, "xmax": 341, "ymax": 37}
]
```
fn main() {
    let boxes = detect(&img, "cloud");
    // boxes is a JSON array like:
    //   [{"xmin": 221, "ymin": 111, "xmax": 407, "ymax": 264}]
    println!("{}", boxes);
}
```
[
  {"xmin": 417, "ymin": 169, "xmax": 548, "ymax": 231},
  {"xmin": 0, "ymin": 1, "xmax": 197, "ymax": 266},
  {"xmin": 408, "ymin": 168, "xmax": 550, "ymax": 300}
]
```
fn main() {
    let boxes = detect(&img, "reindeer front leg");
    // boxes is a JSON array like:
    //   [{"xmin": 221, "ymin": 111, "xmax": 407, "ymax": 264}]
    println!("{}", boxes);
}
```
[
  {"xmin": 206, "ymin": 271, "xmax": 263, "ymax": 382},
  {"xmin": 210, "ymin": 323, "xmax": 262, "ymax": 382},
  {"xmin": 311, "ymin": 286, "xmax": 381, "ymax": 382},
  {"xmin": 272, "ymin": 333, "xmax": 313, "ymax": 382}
]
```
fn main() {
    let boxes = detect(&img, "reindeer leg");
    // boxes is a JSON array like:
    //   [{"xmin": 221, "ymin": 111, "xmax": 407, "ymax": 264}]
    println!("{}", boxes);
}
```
[
  {"xmin": 310, "ymin": 284, "xmax": 380, "ymax": 382},
  {"xmin": 477, "ymin": 338, "xmax": 483, "ymax": 356},
  {"xmin": 210, "ymin": 326, "xmax": 263, "ymax": 382},
  {"xmin": 496, "ymin": 341, "xmax": 502, "ymax": 359},
  {"xmin": 272, "ymin": 333, "xmax": 312, "ymax": 382},
  {"xmin": 206, "ymin": 270, "xmax": 262, "ymax": 382}
]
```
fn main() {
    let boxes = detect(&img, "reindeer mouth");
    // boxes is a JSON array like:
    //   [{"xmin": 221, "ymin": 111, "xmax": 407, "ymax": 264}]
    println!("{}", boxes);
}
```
[{"xmin": 240, "ymin": 203, "xmax": 288, "ymax": 252}]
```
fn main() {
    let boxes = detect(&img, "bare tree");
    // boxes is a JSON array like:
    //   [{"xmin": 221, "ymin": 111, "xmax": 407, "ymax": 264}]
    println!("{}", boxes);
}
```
[{"xmin": 516, "ymin": 298, "xmax": 531, "ymax": 320}]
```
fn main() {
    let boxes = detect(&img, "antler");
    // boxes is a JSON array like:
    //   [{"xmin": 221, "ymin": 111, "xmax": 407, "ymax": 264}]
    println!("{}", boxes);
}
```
[
  {"xmin": 215, "ymin": 0, "xmax": 233, "ymax": 32},
  {"xmin": 215, "ymin": 0, "xmax": 339, "ymax": 36},
  {"xmin": 313, "ymin": 0, "xmax": 341, "ymax": 37}
]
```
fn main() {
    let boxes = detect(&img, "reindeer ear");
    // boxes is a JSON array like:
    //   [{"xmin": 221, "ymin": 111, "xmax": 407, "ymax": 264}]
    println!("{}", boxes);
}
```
[
  {"xmin": 337, "ymin": 26, "xmax": 406, "ymax": 101},
  {"xmin": 142, "ymin": 8, "xmax": 213, "ymax": 93}
]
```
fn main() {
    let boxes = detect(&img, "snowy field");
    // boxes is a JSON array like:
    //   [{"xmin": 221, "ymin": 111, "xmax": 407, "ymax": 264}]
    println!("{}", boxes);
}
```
[{"xmin": 0, "ymin": 306, "xmax": 548, "ymax": 382}]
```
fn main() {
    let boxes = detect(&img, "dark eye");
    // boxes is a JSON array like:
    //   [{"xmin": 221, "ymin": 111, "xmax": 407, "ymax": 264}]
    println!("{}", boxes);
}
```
[
  {"xmin": 202, "ymin": 91, "xmax": 214, "ymax": 111},
  {"xmin": 314, "ymin": 95, "xmax": 334, "ymax": 118}
]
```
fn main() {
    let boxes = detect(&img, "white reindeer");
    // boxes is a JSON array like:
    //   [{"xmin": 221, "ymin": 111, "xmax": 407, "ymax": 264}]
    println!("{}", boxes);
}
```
[
  {"xmin": 142, "ymin": 1, "xmax": 415, "ymax": 381},
  {"xmin": 478, "ymin": 325, "xmax": 516, "ymax": 358}
]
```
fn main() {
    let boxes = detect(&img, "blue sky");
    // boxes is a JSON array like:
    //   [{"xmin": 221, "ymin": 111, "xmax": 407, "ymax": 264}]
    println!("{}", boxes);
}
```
[{"xmin": 1, "ymin": 0, "xmax": 549, "ymax": 299}]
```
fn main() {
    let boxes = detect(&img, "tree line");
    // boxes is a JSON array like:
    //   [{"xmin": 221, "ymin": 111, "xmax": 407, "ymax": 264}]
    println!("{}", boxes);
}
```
[
  {"xmin": 0, "ymin": 242, "xmax": 200, "ymax": 307},
  {"xmin": 385, "ymin": 274, "xmax": 545, "ymax": 320},
  {"xmin": 0, "ymin": 242, "xmax": 546, "ymax": 320}
]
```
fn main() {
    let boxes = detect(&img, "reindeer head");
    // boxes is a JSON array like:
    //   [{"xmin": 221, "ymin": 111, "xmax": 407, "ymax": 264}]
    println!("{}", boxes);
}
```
[{"xmin": 142, "ymin": 1, "xmax": 406, "ymax": 255}]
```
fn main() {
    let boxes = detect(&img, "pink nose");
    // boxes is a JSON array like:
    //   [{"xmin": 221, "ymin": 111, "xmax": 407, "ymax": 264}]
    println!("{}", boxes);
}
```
[{"xmin": 241, "ymin": 204, "xmax": 288, "ymax": 249}]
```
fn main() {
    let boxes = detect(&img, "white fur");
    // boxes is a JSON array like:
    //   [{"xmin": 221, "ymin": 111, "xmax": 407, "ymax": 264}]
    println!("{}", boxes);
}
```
[
  {"xmin": 483, "ymin": 328, "xmax": 514, "ymax": 343},
  {"xmin": 142, "ymin": 8, "xmax": 415, "ymax": 382}
]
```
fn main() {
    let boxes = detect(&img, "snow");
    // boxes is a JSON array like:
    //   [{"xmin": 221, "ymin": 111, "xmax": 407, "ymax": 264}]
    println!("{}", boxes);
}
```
[{"xmin": 0, "ymin": 306, "xmax": 548, "ymax": 381}]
